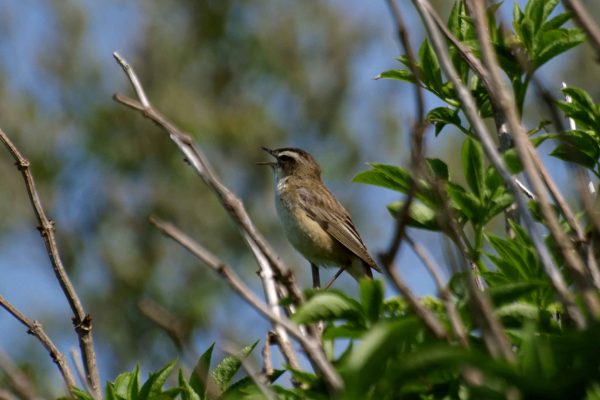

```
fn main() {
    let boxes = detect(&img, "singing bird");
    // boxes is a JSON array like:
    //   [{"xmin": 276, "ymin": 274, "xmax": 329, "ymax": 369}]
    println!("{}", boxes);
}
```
[{"xmin": 259, "ymin": 147, "xmax": 380, "ymax": 286}]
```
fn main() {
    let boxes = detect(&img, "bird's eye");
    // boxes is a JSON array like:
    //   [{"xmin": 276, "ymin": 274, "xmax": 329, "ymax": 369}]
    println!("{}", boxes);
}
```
[{"xmin": 278, "ymin": 154, "xmax": 295, "ymax": 163}]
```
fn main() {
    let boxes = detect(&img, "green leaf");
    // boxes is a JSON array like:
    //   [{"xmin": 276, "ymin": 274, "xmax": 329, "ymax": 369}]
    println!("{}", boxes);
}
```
[
  {"xmin": 138, "ymin": 360, "xmax": 177, "ymax": 400},
  {"xmin": 426, "ymin": 107, "xmax": 464, "ymax": 136},
  {"xmin": 462, "ymin": 138, "xmax": 485, "ymax": 198},
  {"xmin": 484, "ymin": 167, "xmax": 503, "ymax": 198},
  {"xmin": 486, "ymin": 281, "xmax": 545, "ymax": 306},
  {"xmin": 426, "ymin": 158, "xmax": 450, "ymax": 180},
  {"xmin": 190, "ymin": 343, "xmax": 214, "ymax": 398},
  {"xmin": 419, "ymin": 40, "xmax": 442, "ymax": 93},
  {"xmin": 375, "ymin": 69, "xmax": 415, "ymax": 83},
  {"xmin": 446, "ymin": 182, "xmax": 482, "ymax": 222},
  {"xmin": 179, "ymin": 369, "xmax": 201, "ymax": 400},
  {"xmin": 519, "ymin": 323, "xmax": 556, "ymax": 378},
  {"xmin": 360, "ymin": 279, "xmax": 385, "ymax": 324},
  {"xmin": 550, "ymin": 130, "xmax": 600, "ymax": 169},
  {"xmin": 353, "ymin": 163, "xmax": 411, "ymax": 193},
  {"xmin": 495, "ymin": 303, "xmax": 540, "ymax": 322},
  {"xmin": 292, "ymin": 291, "xmax": 365, "ymax": 325},
  {"xmin": 485, "ymin": 192, "xmax": 513, "ymax": 224},
  {"xmin": 558, "ymin": 86, "xmax": 600, "ymax": 129},
  {"xmin": 110, "ymin": 365, "xmax": 140, "ymax": 400},
  {"xmin": 323, "ymin": 324, "xmax": 367, "ymax": 340},
  {"xmin": 533, "ymin": 28, "xmax": 585, "ymax": 69},
  {"xmin": 543, "ymin": 12, "xmax": 571, "ymax": 30},
  {"xmin": 387, "ymin": 201, "xmax": 440, "ymax": 231},
  {"xmin": 70, "ymin": 388, "xmax": 95, "ymax": 400},
  {"xmin": 503, "ymin": 148, "xmax": 522, "ymax": 174},
  {"xmin": 525, "ymin": 0, "xmax": 557, "ymax": 33},
  {"xmin": 341, "ymin": 318, "xmax": 421, "ymax": 394},
  {"xmin": 210, "ymin": 341, "xmax": 258, "ymax": 394}
]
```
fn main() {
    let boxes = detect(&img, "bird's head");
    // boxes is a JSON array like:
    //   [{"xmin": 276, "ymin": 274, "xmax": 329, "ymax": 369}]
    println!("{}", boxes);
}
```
[{"xmin": 258, "ymin": 147, "xmax": 322, "ymax": 181}]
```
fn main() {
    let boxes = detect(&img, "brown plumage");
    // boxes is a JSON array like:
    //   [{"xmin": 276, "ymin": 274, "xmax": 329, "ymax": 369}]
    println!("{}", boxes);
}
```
[{"xmin": 260, "ymin": 147, "xmax": 380, "ymax": 281}]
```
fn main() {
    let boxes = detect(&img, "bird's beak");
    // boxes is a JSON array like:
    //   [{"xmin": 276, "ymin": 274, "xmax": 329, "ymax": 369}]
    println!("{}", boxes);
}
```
[{"xmin": 257, "ymin": 147, "xmax": 277, "ymax": 167}]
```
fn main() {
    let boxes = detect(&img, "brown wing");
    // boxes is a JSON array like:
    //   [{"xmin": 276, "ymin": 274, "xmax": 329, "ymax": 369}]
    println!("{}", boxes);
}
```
[{"xmin": 298, "ymin": 185, "xmax": 381, "ymax": 273}]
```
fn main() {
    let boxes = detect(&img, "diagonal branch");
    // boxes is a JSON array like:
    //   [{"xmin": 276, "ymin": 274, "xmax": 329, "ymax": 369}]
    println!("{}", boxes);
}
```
[
  {"xmin": 0, "ymin": 295, "xmax": 76, "ymax": 391},
  {"xmin": 0, "ymin": 128, "xmax": 101, "ymax": 398},
  {"xmin": 111, "ymin": 52, "xmax": 310, "ymax": 378},
  {"xmin": 0, "ymin": 350, "xmax": 38, "ymax": 400},
  {"xmin": 149, "ymin": 216, "xmax": 343, "ymax": 392},
  {"xmin": 406, "ymin": 235, "xmax": 468, "ymax": 346}
]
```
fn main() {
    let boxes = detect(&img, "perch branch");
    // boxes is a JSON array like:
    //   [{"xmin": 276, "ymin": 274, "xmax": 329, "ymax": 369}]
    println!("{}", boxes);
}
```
[
  {"xmin": 149, "ymin": 216, "xmax": 343, "ymax": 393},
  {"xmin": 112, "ymin": 52, "xmax": 306, "ymax": 375}
]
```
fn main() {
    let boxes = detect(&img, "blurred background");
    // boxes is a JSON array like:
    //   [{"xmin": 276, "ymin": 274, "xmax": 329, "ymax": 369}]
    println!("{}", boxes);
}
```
[{"xmin": 0, "ymin": 0, "xmax": 599, "ymax": 395}]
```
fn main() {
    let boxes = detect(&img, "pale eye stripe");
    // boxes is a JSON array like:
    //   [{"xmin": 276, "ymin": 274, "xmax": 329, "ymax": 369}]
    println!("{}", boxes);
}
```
[{"xmin": 278, "ymin": 151, "xmax": 301, "ymax": 160}]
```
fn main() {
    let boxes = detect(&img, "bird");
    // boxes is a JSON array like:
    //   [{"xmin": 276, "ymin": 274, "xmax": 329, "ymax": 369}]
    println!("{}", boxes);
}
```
[{"xmin": 259, "ymin": 147, "xmax": 381, "ymax": 287}]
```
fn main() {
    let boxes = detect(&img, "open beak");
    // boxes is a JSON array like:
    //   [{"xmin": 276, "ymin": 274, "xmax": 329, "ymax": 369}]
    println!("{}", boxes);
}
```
[{"xmin": 257, "ymin": 147, "xmax": 277, "ymax": 167}]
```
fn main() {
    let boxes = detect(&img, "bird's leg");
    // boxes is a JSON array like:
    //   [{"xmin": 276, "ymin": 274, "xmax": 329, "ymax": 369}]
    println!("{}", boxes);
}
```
[
  {"xmin": 311, "ymin": 263, "xmax": 321, "ymax": 288},
  {"xmin": 364, "ymin": 263, "xmax": 373, "ymax": 279},
  {"xmin": 324, "ymin": 267, "xmax": 346, "ymax": 289}
]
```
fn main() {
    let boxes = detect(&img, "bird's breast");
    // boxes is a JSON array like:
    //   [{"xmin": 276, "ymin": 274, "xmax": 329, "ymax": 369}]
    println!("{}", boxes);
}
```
[{"xmin": 274, "ymin": 180, "xmax": 345, "ymax": 267}]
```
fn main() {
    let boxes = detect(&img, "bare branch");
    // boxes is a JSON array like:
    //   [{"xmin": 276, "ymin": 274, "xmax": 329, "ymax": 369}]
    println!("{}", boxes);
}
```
[
  {"xmin": 406, "ymin": 235, "xmax": 468, "ymax": 346},
  {"xmin": 149, "ymin": 216, "xmax": 343, "ymax": 393},
  {"xmin": 113, "ymin": 52, "xmax": 150, "ymax": 107},
  {"xmin": 112, "ymin": 52, "xmax": 308, "ymax": 381},
  {"xmin": 262, "ymin": 331, "xmax": 275, "ymax": 378},
  {"xmin": 0, "ymin": 128, "xmax": 101, "ymax": 397},
  {"xmin": 138, "ymin": 298, "xmax": 191, "ymax": 353},
  {"xmin": 380, "ymin": 0, "xmax": 428, "ymax": 268},
  {"xmin": 0, "ymin": 350, "xmax": 38, "ymax": 400},
  {"xmin": 0, "ymin": 295, "xmax": 77, "ymax": 391}
]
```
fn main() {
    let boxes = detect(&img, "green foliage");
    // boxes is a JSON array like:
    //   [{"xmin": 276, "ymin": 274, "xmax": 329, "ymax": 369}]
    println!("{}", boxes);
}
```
[
  {"xmin": 551, "ymin": 86, "xmax": 600, "ymax": 177},
  {"xmin": 71, "ymin": 342, "xmax": 270, "ymax": 400}
]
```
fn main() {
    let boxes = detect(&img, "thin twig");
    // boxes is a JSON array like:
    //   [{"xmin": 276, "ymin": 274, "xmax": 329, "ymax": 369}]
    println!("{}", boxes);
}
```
[
  {"xmin": 411, "ymin": 0, "xmax": 585, "ymax": 328},
  {"xmin": 149, "ymin": 216, "xmax": 343, "ymax": 393},
  {"xmin": 262, "ymin": 331, "xmax": 275, "ymax": 378},
  {"xmin": 380, "ymin": 1, "xmax": 449, "ymax": 340},
  {"xmin": 466, "ymin": 0, "xmax": 599, "ymax": 321},
  {"xmin": 112, "ymin": 52, "xmax": 305, "ymax": 377},
  {"xmin": 405, "ymin": 235, "xmax": 468, "ymax": 346},
  {"xmin": 70, "ymin": 348, "xmax": 92, "ymax": 396},
  {"xmin": 138, "ymin": 298, "xmax": 191, "ymax": 353},
  {"xmin": 0, "ymin": 295, "xmax": 77, "ymax": 391},
  {"xmin": 380, "ymin": 0, "xmax": 428, "ymax": 268},
  {"xmin": 0, "ymin": 351, "xmax": 38, "ymax": 400},
  {"xmin": 0, "ymin": 128, "xmax": 100, "ymax": 397}
]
